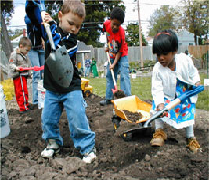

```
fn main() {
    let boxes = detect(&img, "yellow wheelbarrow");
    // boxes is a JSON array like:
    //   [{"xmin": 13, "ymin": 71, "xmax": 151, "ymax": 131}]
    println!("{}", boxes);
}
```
[{"xmin": 112, "ymin": 95, "xmax": 152, "ymax": 141}]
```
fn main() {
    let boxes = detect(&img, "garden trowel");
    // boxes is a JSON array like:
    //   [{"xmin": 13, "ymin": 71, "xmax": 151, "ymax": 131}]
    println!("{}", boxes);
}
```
[{"xmin": 44, "ymin": 22, "xmax": 74, "ymax": 88}]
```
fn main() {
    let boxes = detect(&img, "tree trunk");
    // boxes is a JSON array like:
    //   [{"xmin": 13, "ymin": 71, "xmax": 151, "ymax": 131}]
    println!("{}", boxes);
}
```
[
  {"xmin": 1, "ymin": 13, "xmax": 13, "ymax": 60},
  {"xmin": 194, "ymin": 33, "xmax": 197, "ymax": 45}
]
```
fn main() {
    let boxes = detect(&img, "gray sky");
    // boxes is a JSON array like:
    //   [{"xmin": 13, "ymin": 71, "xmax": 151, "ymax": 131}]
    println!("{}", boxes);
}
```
[{"xmin": 9, "ymin": 0, "xmax": 181, "ymax": 42}]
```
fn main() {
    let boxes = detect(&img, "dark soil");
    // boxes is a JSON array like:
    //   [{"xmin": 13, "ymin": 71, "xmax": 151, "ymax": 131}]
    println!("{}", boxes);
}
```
[
  {"xmin": 114, "ymin": 90, "xmax": 126, "ymax": 99},
  {"xmin": 1, "ymin": 94, "xmax": 209, "ymax": 180},
  {"xmin": 123, "ymin": 110, "xmax": 142, "ymax": 122}
]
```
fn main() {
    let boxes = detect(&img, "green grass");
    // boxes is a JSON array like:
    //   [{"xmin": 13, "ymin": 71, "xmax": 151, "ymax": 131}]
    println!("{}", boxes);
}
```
[
  {"xmin": 86, "ymin": 72, "xmax": 209, "ymax": 111},
  {"xmin": 197, "ymin": 73, "xmax": 209, "ymax": 111}
]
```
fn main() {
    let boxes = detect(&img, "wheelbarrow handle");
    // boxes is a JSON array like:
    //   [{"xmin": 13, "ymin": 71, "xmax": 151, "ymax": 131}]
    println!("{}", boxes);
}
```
[{"xmin": 106, "ymin": 52, "xmax": 117, "ymax": 89}]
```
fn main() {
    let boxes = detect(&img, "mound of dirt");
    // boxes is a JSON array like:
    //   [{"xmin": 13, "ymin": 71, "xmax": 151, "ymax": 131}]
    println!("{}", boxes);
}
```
[{"xmin": 1, "ymin": 94, "xmax": 209, "ymax": 180}]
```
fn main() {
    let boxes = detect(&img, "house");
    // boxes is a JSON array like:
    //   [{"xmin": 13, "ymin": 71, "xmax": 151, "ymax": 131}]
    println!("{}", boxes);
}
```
[
  {"xmin": 146, "ymin": 36, "xmax": 153, "ymax": 46},
  {"xmin": 11, "ymin": 34, "xmax": 24, "ymax": 50},
  {"xmin": 177, "ymin": 29, "xmax": 195, "ymax": 46},
  {"xmin": 76, "ymin": 41, "xmax": 92, "ymax": 73}
]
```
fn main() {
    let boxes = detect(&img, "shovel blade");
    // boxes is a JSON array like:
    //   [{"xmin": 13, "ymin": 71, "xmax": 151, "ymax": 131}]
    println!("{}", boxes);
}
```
[{"xmin": 46, "ymin": 46, "xmax": 74, "ymax": 88}]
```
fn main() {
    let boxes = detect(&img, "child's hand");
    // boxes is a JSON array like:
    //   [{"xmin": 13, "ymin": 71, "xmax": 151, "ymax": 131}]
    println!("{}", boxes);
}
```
[
  {"xmin": 157, "ymin": 103, "xmax": 164, "ymax": 111},
  {"xmin": 16, "ymin": 67, "xmax": 20, "ymax": 71},
  {"xmin": 195, "ymin": 81, "xmax": 201, "ymax": 86},
  {"xmin": 42, "ymin": 12, "xmax": 53, "ymax": 23},
  {"xmin": 105, "ymin": 47, "xmax": 109, "ymax": 52},
  {"xmin": 157, "ymin": 103, "xmax": 168, "ymax": 117},
  {"xmin": 109, "ymin": 63, "xmax": 115, "ymax": 70}
]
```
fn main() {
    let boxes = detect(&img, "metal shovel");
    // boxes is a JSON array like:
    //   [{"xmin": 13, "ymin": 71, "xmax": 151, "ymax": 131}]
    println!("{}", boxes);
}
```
[{"xmin": 44, "ymin": 22, "xmax": 74, "ymax": 88}]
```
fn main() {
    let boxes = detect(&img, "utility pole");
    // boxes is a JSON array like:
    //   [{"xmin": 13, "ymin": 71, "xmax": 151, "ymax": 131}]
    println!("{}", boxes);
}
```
[{"xmin": 137, "ymin": 0, "xmax": 143, "ymax": 68}]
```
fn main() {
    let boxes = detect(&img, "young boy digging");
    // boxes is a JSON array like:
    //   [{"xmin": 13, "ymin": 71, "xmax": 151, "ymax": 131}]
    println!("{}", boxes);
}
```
[
  {"xmin": 100, "ymin": 7, "xmax": 131, "ymax": 106},
  {"xmin": 41, "ymin": 0, "xmax": 96, "ymax": 163}
]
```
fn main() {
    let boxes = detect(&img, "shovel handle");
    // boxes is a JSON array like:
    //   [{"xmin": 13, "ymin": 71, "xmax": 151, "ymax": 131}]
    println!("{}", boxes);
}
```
[
  {"xmin": 41, "ymin": 11, "xmax": 56, "ymax": 51},
  {"xmin": 19, "ymin": 66, "xmax": 44, "ymax": 71},
  {"xmin": 143, "ymin": 98, "xmax": 182, "ymax": 128},
  {"xmin": 106, "ymin": 52, "xmax": 117, "ymax": 87}
]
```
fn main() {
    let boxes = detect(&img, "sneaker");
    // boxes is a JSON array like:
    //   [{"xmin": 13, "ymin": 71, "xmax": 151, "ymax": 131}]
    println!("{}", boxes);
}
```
[
  {"xmin": 19, "ymin": 109, "xmax": 29, "ymax": 114},
  {"xmin": 82, "ymin": 148, "xmax": 96, "ymax": 163},
  {"xmin": 99, "ymin": 100, "xmax": 112, "ymax": 106},
  {"xmin": 28, "ymin": 104, "xmax": 38, "ymax": 110},
  {"xmin": 186, "ymin": 137, "xmax": 200, "ymax": 153},
  {"xmin": 150, "ymin": 129, "xmax": 167, "ymax": 147},
  {"xmin": 41, "ymin": 139, "xmax": 60, "ymax": 158}
]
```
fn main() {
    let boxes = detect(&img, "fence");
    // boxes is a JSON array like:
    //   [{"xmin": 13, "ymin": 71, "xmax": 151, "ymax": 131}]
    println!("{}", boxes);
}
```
[
  {"xmin": 188, "ymin": 45, "xmax": 209, "ymax": 59},
  {"xmin": 1, "ymin": 44, "xmax": 208, "ymax": 80},
  {"xmin": 94, "ymin": 45, "xmax": 189, "ymax": 71}
]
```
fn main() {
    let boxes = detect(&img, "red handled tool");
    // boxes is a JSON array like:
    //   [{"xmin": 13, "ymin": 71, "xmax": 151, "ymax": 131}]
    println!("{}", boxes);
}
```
[
  {"xmin": 19, "ymin": 65, "xmax": 44, "ymax": 71},
  {"xmin": 106, "ymin": 52, "xmax": 118, "ymax": 94}
]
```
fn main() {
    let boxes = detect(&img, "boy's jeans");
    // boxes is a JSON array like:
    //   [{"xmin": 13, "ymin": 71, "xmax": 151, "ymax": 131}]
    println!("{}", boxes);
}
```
[
  {"xmin": 28, "ymin": 49, "xmax": 45, "ymax": 104},
  {"xmin": 41, "ymin": 90, "xmax": 95, "ymax": 155},
  {"xmin": 105, "ymin": 55, "xmax": 132, "ymax": 100},
  {"xmin": 85, "ymin": 67, "xmax": 91, "ymax": 77}
]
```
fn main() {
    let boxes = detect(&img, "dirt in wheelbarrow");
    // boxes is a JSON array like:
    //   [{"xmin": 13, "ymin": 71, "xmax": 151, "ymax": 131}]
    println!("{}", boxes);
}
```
[
  {"xmin": 1, "ymin": 94, "xmax": 209, "ymax": 180},
  {"xmin": 123, "ymin": 110, "xmax": 143, "ymax": 122}
]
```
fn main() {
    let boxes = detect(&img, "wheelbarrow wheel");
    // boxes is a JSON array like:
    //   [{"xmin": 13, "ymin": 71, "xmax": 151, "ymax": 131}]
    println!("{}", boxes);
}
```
[
  {"xmin": 112, "ymin": 115, "xmax": 121, "ymax": 132},
  {"xmin": 122, "ymin": 132, "xmax": 132, "ymax": 141},
  {"xmin": 84, "ymin": 90, "xmax": 92, "ymax": 98}
]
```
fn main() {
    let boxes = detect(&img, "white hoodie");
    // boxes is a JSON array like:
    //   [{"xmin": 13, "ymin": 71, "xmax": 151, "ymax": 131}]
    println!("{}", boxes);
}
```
[{"xmin": 152, "ymin": 53, "xmax": 200, "ymax": 107}]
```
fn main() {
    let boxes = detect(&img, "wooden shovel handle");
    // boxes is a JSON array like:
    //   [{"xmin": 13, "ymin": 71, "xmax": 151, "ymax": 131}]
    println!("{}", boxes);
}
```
[
  {"xmin": 165, "ymin": 98, "xmax": 181, "ymax": 111},
  {"xmin": 41, "ymin": 11, "xmax": 56, "ymax": 51},
  {"xmin": 143, "ymin": 98, "xmax": 182, "ymax": 128},
  {"xmin": 106, "ymin": 52, "xmax": 117, "ymax": 87}
]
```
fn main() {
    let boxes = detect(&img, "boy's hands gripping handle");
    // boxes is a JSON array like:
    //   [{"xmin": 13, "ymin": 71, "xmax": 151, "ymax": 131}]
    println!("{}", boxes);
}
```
[{"xmin": 106, "ymin": 52, "xmax": 118, "ymax": 93}]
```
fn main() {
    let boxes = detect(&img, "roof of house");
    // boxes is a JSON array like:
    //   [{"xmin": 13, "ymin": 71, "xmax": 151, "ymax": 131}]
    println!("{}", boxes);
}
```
[{"xmin": 77, "ymin": 41, "xmax": 91, "ymax": 53}]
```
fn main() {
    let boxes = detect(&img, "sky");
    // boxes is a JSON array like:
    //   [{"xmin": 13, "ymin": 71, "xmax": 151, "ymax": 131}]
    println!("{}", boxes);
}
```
[{"xmin": 9, "ymin": 0, "xmax": 181, "ymax": 42}]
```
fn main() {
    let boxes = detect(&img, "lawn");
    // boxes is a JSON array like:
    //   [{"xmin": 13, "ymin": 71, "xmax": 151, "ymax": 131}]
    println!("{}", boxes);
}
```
[{"xmin": 86, "ymin": 72, "xmax": 209, "ymax": 111}]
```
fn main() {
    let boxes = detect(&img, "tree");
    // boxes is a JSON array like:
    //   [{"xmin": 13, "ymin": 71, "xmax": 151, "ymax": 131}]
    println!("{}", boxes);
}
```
[
  {"xmin": 126, "ymin": 23, "xmax": 147, "ymax": 46},
  {"xmin": 44, "ymin": 1, "xmax": 124, "ymax": 47},
  {"xmin": 148, "ymin": 5, "xmax": 178, "ymax": 37},
  {"xmin": 1, "ymin": 0, "xmax": 14, "ymax": 59},
  {"xmin": 180, "ymin": 0, "xmax": 208, "ymax": 45},
  {"xmin": 78, "ymin": 0, "xmax": 124, "ymax": 47}
]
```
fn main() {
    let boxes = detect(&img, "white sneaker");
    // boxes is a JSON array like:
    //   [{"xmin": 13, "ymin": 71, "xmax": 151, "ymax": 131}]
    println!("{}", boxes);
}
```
[
  {"xmin": 41, "ymin": 139, "xmax": 60, "ymax": 158},
  {"xmin": 82, "ymin": 148, "xmax": 96, "ymax": 163}
]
